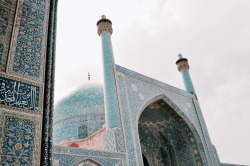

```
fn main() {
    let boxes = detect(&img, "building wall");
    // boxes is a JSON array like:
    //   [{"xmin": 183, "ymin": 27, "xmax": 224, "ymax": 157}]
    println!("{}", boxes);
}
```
[
  {"xmin": 58, "ymin": 127, "xmax": 106, "ymax": 150},
  {"xmin": 0, "ymin": 0, "xmax": 52, "ymax": 165},
  {"xmin": 114, "ymin": 65, "xmax": 220, "ymax": 166},
  {"xmin": 52, "ymin": 146, "xmax": 126, "ymax": 166}
]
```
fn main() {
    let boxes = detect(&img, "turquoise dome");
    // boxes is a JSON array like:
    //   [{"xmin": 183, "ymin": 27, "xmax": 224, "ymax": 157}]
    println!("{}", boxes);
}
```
[{"xmin": 53, "ymin": 84, "xmax": 105, "ymax": 144}]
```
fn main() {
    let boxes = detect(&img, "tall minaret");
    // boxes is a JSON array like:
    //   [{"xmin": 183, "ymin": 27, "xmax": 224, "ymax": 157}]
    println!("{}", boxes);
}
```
[
  {"xmin": 176, "ymin": 54, "xmax": 196, "ymax": 95},
  {"xmin": 97, "ymin": 15, "xmax": 124, "ymax": 153},
  {"xmin": 97, "ymin": 15, "xmax": 121, "ymax": 129}
]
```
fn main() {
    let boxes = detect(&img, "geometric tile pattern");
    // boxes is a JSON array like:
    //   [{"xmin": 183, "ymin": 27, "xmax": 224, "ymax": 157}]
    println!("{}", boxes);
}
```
[
  {"xmin": 0, "ymin": 109, "xmax": 42, "ymax": 166},
  {"xmin": 53, "ymin": 84, "xmax": 105, "ymax": 144},
  {"xmin": 100, "ymin": 33, "xmax": 121, "ymax": 128},
  {"xmin": 0, "ymin": 75, "xmax": 42, "ymax": 113},
  {"xmin": 7, "ymin": 0, "xmax": 50, "ymax": 82},
  {"xmin": 53, "ymin": 114, "xmax": 105, "ymax": 144},
  {"xmin": 104, "ymin": 127, "xmax": 125, "ymax": 153},
  {"xmin": 0, "ymin": 0, "xmax": 17, "ymax": 71},
  {"xmin": 115, "ymin": 65, "xmax": 219, "ymax": 166},
  {"xmin": 139, "ymin": 100, "xmax": 202, "ymax": 165},
  {"xmin": 52, "ymin": 146, "xmax": 126, "ymax": 166}
]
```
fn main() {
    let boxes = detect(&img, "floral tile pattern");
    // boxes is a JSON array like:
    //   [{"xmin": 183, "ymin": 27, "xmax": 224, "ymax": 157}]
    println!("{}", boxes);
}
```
[
  {"xmin": 0, "ymin": 0, "xmax": 17, "ymax": 71},
  {"xmin": 7, "ymin": 0, "xmax": 50, "ymax": 82},
  {"xmin": 0, "ymin": 109, "xmax": 42, "ymax": 165}
]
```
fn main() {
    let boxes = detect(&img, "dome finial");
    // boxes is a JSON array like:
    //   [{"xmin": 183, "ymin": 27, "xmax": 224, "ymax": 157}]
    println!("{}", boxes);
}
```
[
  {"xmin": 101, "ymin": 15, "xmax": 106, "ymax": 19},
  {"xmin": 178, "ymin": 54, "xmax": 183, "ymax": 59}
]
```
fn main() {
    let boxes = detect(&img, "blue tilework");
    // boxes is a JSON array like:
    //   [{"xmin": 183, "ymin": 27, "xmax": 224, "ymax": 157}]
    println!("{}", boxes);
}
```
[
  {"xmin": 139, "ymin": 103, "xmax": 196, "ymax": 165},
  {"xmin": 54, "ymin": 84, "xmax": 104, "ymax": 123},
  {"xmin": 0, "ymin": 109, "xmax": 42, "ymax": 165},
  {"xmin": 114, "ymin": 65, "xmax": 219, "ymax": 165},
  {"xmin": 53, "ymin": 84, "xmax": 105, "ymax": 144},
  {"xmin": 1, "ymin": 116, "xmax": 35, "ymax": 165},
  {"xmin": 0, "ymin": 76, "xmax": 41, "ymax": 112},
  {"xmin": 23, "ymin": 0, "xmax": 47, "ymax": 11},
  {"xmin": 52, "ymin": 146, "xmax": 126, "ymax": 166},
  {"xmin": 104, "ymin": 127, "xmax": 125, "ymax": 153},
  {"xmin": 101, "ymin": 33, "xmax": 121, "ymax": 129},
  {"xmin": 8, "ymin": 0, "xmax": 50, "ymax": 82},
  {"xmin": 53, "ymin": 116, "xmax": 105, "ymax": 144},
  {"xmin": 181, "ymin": 70, "xmax": 196, "ymax": 94},
  {"xmin": 0, "ymin": 0, "xmax": 17, "ymax": 71},
  {"xmin": 115, "ymin": 65, "xmax": 195, "ymax": 99}
]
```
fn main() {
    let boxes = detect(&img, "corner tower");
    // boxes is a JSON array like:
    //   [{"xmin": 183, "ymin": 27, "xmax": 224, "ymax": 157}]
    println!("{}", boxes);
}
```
[{"xmin": 97, "ymin": 15, "xmax": 124, "ymax": 152}]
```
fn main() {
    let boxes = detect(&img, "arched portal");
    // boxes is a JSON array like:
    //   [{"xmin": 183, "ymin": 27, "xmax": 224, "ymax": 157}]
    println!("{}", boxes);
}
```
[{"xmin": 138, "ymin": 99, "xmax": 203, "ymax": 166}]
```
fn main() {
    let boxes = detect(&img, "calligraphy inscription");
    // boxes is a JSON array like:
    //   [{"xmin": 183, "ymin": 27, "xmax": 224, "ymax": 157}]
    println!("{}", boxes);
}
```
[{"xmin": 0, "ymin": 76, "xmax": 39, "ymax": 111}]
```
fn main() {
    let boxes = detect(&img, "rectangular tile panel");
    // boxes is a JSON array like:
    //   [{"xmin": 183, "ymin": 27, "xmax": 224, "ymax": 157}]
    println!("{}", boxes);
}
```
[
  {"xmin": 0, "ymin": 75, "xmax": 42, "ymax": 113},
  {"xmin": 7, "ymin": 0, "xmax": 50, "ymax": 82},
  {"xmin": 0, "ymin": 110, "xmax": 41, "ymax": 166}
]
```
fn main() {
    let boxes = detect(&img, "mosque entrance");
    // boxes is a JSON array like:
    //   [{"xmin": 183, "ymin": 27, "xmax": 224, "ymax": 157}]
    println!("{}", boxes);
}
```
[{"xmin": 138, "ymin": 99, "xmax": 198, "ymax": 166}]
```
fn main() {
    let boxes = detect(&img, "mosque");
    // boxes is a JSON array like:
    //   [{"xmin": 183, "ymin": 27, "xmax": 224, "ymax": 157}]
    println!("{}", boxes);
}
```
[
  {"xmin": 0, "ymin": 0, "xmax": 245, "ymax": 165},
  {"xmin": 51, "ymin": 16, "xmax": 244, "ymax": 166}
]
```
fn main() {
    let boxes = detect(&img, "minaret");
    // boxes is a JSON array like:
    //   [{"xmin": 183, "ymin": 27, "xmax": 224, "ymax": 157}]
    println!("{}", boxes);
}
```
[
  {"xmin": 97, "ymin": 15, "xmax": 121, "ymax": 129},
  {"xmin": 176, "ymin": 54, "xmax": 196, "ymax": 95}
]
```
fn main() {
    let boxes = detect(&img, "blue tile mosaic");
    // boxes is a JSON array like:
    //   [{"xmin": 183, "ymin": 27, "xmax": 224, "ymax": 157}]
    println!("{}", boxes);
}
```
[
  {"xmin": 104, "ymin": 127, "xmax": 125, "ymax": 153},
  {"xmin": 23, "ymin": 0, "xmax": 47, "ymax": 11},
  {"xmin": 114, "ymin": 65, "xmax": 219, "ymax": 166},
  {"xmin": 139, "ymin": 100, "xmax": 202, "ymax": 165},
  {"xmin": 7, "ymin": 0, "xmax": 50, "ymax": 82},
  {"xmin": 52, "ymin": 146, "xmax": 126, "ymax": 166},
  {"xmin": 100, "ymin": 33, "xmax": 121, "ymax": 129},
  {"xmin": 0, "ymin": 109, "xmax": 42, "ymax": 165},
  {"xmin": 53, "ymin": 84, "xmax": 105, "ymax": 144},
  {"xmin": 0, "ymin": 0, "xmax": 17, "ymax": 71},
  {"xmin": 0, "ymin": 75, "xmax": 42, "ymax": 113},
  {"xmin": 0, "ymin": 116, "xmax": 35, "ymax": 165}
]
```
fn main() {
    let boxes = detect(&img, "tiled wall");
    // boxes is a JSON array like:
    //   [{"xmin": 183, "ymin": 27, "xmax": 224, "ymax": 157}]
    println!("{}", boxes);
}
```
[
  {"xmin": 0, "ymin": 0, "xmax": 51, "ymax": 165},
  {"xmin": 52, "ymin": 146, "xmax": 127, "ymax": 166},
  {"xmin": 115, "ymin": 65, "xmax": 220, "ymax": 166}
]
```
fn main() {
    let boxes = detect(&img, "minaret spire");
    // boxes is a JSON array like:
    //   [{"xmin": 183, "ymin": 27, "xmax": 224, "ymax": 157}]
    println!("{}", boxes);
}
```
[
  {"xmin": 176, "ymin": 54, "xmax": 196, "ymax": 95},
  {"xmin": 97, "ymin": 15, "xmax": 121, "ymax": 129},
  {"xmin": 97, "ymin": 15, "xmax": 124, "ymax": 153}
]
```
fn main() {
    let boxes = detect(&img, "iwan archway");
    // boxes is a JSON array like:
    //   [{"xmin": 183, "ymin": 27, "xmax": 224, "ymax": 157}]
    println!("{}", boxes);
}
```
[{"xmin": 138, "ymin": 99, "xmax": 202, "ymax": 165}]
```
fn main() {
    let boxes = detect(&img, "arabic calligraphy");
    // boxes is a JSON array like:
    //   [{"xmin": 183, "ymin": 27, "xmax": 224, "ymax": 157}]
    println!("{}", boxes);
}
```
[{"xmin": 0, "ymin": 77, "xmax": 39, "ymax": 111}]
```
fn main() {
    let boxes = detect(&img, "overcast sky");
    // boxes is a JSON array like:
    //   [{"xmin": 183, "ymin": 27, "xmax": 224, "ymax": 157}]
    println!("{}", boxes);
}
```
[{"xmin": 54, "ymin": 0, "xmax": 250, "ymax": 164}]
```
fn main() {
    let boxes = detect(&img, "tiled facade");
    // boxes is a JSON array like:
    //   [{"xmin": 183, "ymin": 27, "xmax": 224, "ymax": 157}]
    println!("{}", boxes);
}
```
[
  {"xmin": 0, "ymin": 0, "xmax": 53, "ymax": 165},
  {"xmin": 0, "ymin": 2, "xmax": 245, "ymax": 165},
  {"xmin": 114, "ymin": 65, "xmax": 216, "ymax": 166},
  {"xmin": 52, "ymin": 146, "xmax": 127, "ymax": 166},
  {"xmin": 0, "ymin": 109, "xmax": 42, "ymax": 165},
  {"xmin": 7, "ymin": 0, "xmax": 50, "ymax": 82}
]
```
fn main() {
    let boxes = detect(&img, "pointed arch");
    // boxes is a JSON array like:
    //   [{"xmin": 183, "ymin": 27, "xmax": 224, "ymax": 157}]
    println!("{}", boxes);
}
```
[{"xmin": 136, "ymin": 93, "xmax": 208, "ymax": 165}]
